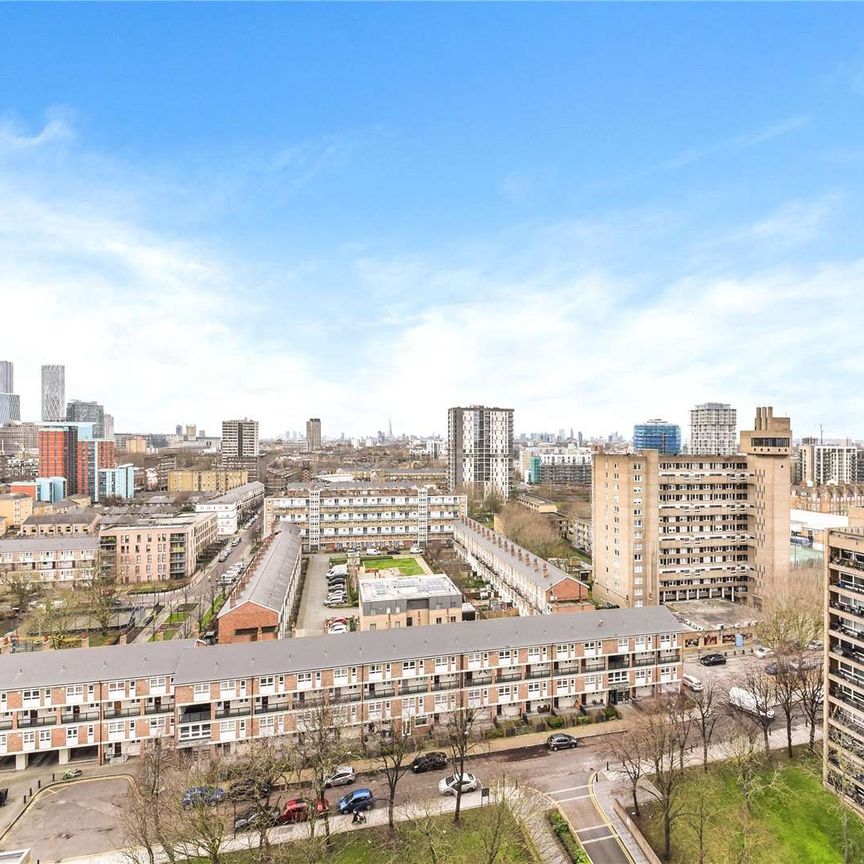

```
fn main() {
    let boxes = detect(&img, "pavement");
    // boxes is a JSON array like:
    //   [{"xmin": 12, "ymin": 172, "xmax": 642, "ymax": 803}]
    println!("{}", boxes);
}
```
[{"xmin": 295, "ymin": 553, "xmax": 358, "ymax": 638}]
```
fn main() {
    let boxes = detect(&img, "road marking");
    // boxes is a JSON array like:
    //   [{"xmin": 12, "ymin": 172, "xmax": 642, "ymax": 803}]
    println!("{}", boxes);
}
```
[
  {"xmin": 555, "ymin": 793, "xmax": 591, "ymax": 803},
  {"xmin": 575, "ymin": 823, "xmax": 609, "ymax": 833},
  {"xmin": 548, "ymin": 783, "xmax": 589, "ymax": 795},
  {"xmin": 587, "ymin": 770, "xmax": 636, "ymax": 864},
  {"xmin": 581, "ymin": 833, "xmax": 616, "ymax": 845}
]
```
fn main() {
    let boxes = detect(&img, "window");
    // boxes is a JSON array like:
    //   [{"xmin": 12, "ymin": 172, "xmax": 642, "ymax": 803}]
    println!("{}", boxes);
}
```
[{"xmin": 193, "ymin": 683, "xmax": 210, "ymax": 702}]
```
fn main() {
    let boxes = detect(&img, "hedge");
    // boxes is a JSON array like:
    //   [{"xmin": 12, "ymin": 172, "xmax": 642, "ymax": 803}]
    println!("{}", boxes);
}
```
[{"xmin": 547, "ymin": 810, "xmax": 591, "ymax": 864}]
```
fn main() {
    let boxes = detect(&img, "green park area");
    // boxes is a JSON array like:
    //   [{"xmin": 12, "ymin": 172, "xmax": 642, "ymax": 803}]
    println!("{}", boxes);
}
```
[
  {"xmin": 638, "ymin": 753, "xmax": 864, "ymax": 864},
  {"xmin": 361, "ymin": 556, "xmax": 424, "ymax": 576}
]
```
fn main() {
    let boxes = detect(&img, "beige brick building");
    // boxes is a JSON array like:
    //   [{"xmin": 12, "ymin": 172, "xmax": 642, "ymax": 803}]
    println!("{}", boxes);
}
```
[
  {"xmin": 592, "ymin": 406, "xmax": 792, "ymax": 609},
  {"xmin": 358, "ymin": 574, "xmax": 464, "ymax": 631},
  {"xmin": 100, "ymin": 512, "xmax": 218, "ymax": 583},
  {"xmin": 167, "ymin": 469, "xmax": 248, "ymax": 494},
  {"xmin": 20, "ymin": 510, "xmax": 100, "ymax": 537},
  {"xmin": 0, "ymin": 494, "xmax": 33, "ymax": 528}
]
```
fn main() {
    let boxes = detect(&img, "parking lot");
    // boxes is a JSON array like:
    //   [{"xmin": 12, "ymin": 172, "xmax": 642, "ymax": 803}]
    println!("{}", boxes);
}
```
[
  {"xmin": 3, "ymin": 776, "xmax": 130, "ymax": 862},
  {"xmin": 295, "ymin": 554, "xmax": 359, "ymax": 637}
]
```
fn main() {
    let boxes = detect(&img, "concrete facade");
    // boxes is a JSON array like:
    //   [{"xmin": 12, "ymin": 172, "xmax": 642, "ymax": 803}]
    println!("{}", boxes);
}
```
[
  {"xmin": 689, "ymin": 402, "xmax": 737, "ymax": 456},
  {"xmin": 358, "ymin": 573, "xmax": 463, "ymax": 631},
  {"xmin": 448, "ymin": 406, "xmax": 514, "ymax": 500},
  {"xmin": 0, "ymin": 536, "xmax": 99, "ymax": 585},
  {"xmin": 167, "ymin": 469, "xmax": 248, "ymax": 493}
]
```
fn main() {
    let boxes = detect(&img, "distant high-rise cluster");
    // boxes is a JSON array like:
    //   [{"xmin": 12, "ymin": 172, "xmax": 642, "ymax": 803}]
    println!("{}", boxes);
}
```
[
  {"xmin": 41, "ymin": 364, "xmax": 65, "ymax": 422},
  {"xmin": 689, "ymin": 402, "xmax": 737, "ymax": 455},
  {"xmin": 448, "ymin": 405, "xmax": 514, "ymax": 500},
  {"xmin": 633, "ymin": 419, "xmax": 681, "ymax": 455},
  {"xmin": 306, "ymin": 417, "xmax": 322, "ymax": 452},
  {"xmin": 66, "ymin": 399, "xmax": 105, "ymax": 438},
  {"xmin": 0, "ymin": 360, "xmax": 20, "ymax": 426}
]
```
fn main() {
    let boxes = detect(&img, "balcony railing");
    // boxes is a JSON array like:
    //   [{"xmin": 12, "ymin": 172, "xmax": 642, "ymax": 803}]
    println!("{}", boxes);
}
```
[
  {"xmin": 61, "ymin": 711, "xmax": 99, "ymax": 725},
  {"xmin": 18, "ymin": 714, "xmax": 58, "ymax": 728}
]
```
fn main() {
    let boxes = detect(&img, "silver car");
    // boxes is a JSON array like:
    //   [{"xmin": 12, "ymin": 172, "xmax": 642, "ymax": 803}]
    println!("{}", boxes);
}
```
[{"xmin": 324, "ymin": 766, "xmax": 356, "ymax": 788}]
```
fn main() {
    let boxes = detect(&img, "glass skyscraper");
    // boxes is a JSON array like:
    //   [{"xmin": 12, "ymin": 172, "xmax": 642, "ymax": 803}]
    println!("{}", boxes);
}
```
[{"xmin": 633, "ymin": 419, "xmax": 681, "ymax": 454}]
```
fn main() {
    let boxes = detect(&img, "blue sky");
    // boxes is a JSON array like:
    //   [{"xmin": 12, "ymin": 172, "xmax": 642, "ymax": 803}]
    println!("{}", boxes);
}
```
[{"xmin": 1, "ymin": 5, "xmax": 863, "ymax": 439}]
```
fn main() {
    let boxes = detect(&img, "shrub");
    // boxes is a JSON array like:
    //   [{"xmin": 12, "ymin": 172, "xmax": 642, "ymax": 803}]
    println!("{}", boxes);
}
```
[
  {"xmin": 546, "ymin": 715, "xmax": 566, "ymax": 729},
  {"xmin": 602, "ymin": 706, "xmax": 621, "ymax": 720},
  {"xmin": 575, "ymin": 715, "xmax": 591, "ymax": 726},
  {"xmin": 547, "ymin": 810, "xmax": 591, "ymax": 863}
]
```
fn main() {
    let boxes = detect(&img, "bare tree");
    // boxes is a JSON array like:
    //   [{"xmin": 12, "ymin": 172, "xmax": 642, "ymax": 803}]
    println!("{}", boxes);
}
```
[
  {"xmin": 0, "ymin": 569, "xmax": 41, "ymax": 624},
  {"xmin": 83, "ymin": 551, "xmax": 120, "ymax": 636},
  {"xmin": 737, "ymin": 666, "xmax": 777, "ymax": 757},
  {"xmin": 293, "ymin": 700, "xmax": 352, "ymax": 846},
  {"xmin": 639, "ymin": 700, "xmax": 688, "ymax": 861},
  {"xmin": 755, "ymin": 587, "xmax": 822, "ymax": 655},
  {"xmin": 688, "ymin": 678, "xmax": 720, "ymax": 772},
  {"xmin": 443, "ymin": 703, "xmax": 482, "ymax": 824},
  {"xmin": 607, "ymin": 727, "xmax": 647, "ymax": 816},
  {"xmin": 772, "ymin": 660, "xmax": 802, "ymax": 759},
  {"xmin": 34, "ymin": 588, "xmax": 78, "ymax": 649},
  {"xmin": 795, "ymin": 659, "xmax": 824, "ymax": 753},
  {"xmin": 679, "ymin": 777, "xmax": 717, "ymax": 864},
  {"xmin": 825, "ymin": 725, "xmax": 864, "ymax": 864},
  {"xmin": 369, "ymin": 719, "xmax": 413, "ymax": 834}
]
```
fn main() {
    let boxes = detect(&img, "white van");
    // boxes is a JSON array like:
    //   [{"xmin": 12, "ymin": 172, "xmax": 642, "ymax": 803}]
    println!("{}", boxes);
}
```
[
  {"xmin": 682, "ymin": 674, "xmax": 704, "ymax": 693},
  {"xmin": 729, "ymin": 687, "xmax": 776, "ymax": 721}
]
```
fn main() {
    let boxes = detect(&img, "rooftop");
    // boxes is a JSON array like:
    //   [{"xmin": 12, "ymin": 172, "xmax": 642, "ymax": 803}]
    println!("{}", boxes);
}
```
[
  {"xmin": 0, "ymin": 493, "xmax": 29, "ymax": 501},
  {"xmin": 0, "ymin": 606, "xmax": 685, "ymax": 689},
  {"xmin": 100, "ymin": 512, "xmax": 214, "ymax": 529},
  {"xmin": 666, "ymin": 599, "xmax": 759, "ymax": 632},
  {"xmin": 455, "ymin": 518, "xmax": 586, "ymax": 591},
  {"xmin": 22, "ymin": 510, "xmax": 99, "ymax": 526},
  {"xmin": 0, "ymin": 536, "xmax": 99, "ymax": 553},
  {"xmin": 219, "ymin": 525, "xmax": 302, "ymax": 615},
  {"xmin": 208, "ymin": 481, "xmax": 265, "ymax": 505},
  {"xmin": 359, "ymin": 573, "xmax": 461, "ymax": 605}
]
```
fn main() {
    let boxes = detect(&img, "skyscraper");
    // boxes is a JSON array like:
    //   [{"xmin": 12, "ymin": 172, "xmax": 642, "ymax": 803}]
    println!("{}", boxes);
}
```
[
  {"xmin": 66, "ymin": 400, "xmax": 105, "ymax": 438},
  {"xmin": 38, "ymin": 425, "xmax": 79, "ymax": 494},
  {"xmin": 448, "ymin": 405, "xmax": 514, "ymax": 499},
  {"xmin": 633, "ymin": 419, "xmax": 681, "ymax": 455},
  {"xmin": 0, "ymin": 361, "xmax": 13, "ymax": 395},
  {"xmin": 221, "ymin": 419, "xmax": 259, "ymax": 458},
  {"xmin": 0, "ymin": 394, "xmax": 20, "ymax": 426},
  {"xmin": 41, "ymin": 365, "xmax": 65, "ymax": 422},
  {"xmin": 306, "ymin": 418, "xmax": 322, "ymax": 452},
  {"xmin": 690, "ymin": 402, "xmax": 737, "ymax": 455}
]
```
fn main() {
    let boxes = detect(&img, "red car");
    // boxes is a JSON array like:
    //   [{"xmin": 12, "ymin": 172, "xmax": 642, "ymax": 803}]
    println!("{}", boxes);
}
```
[{"xmin": 280, "ymin": 797, "xmax": 330, "ymax": 823}]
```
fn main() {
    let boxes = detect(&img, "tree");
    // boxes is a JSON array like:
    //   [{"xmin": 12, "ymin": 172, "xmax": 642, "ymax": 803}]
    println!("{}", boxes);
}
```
[
  {"xmin": 772, "ymin": 659, "xmax": 802, "ymax": 759},
  {"xmin": 639, "ymin": 699, "xmax": 688, "ymax": 862},
  {"xmin": 607, "ymin": 727, "xmax": 647, "ymax": 816},
  {"xmin": 825, "ymin": 721, "xmax": 864, "ymax": 864},
  {"xmin": 229, "ymin": 738, "xmax": 293, "ymax": 862},
  {"xmin": 369, "ymin": 719, "xmax": 413, "ymax": 834},
  {"xmin": 737, "ymin": 666, "xmax": 776, "ymax": 757},
  {"xmin": 0, "ymin": 569, "xmax": 41, "ymax": 623},
  {"xmin": 34, "ymin": 588, "xmax": 78, "ymax": 649},
  {"xmin": 443, "ymin": 703, "xmax": 482, "ymax": 824},
  {"xmin": 293, "ymin": 700, "xmax": 352, "ymax": 846},
  {"xmin": 84, "ymin": 551, "xmax": 120, "ymax": 636},
  {"xmin": 173, "ymin": 761, "xmax": 232, "ymax": 864},
  {"xmin": 795, "ymin": 659, "xmax": 824, "ymax": 753},
  {"xmin": 121, "ymin": 739, "xmax": 182, "ymax": 864},
  {"xmin": 688, "ymin": 677, "xmax": 720, "ymax": 772},
  {"xmin": 754, "ymin": 587, "xmax": 822, "ymax": 656}
]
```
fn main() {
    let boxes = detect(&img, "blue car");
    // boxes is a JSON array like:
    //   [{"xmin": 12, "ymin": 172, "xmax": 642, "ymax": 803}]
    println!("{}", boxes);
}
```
[
  {"xmin": 337, "ymin": 787, "xmax": 373, "ymax": 814},
  {"xmin": 182, "ymin": 786, "xmax": 225, "ymax": 809}
]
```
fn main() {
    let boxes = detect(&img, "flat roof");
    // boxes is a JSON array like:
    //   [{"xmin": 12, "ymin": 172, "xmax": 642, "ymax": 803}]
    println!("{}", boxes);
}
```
[
  {"xmin": 209, "ymin": 481, "xmax": 265, "ymax": 505},
  {"xmin": 0, "ymin": 536, "xmax": 100, "ymax": 553},
  {"xmin": 359, "ymin": 574, "xmax": 460, "ymax": 603},
  {"xmin": 100, "ymin": 512, "xmax": 213, "ymax": 529},
  {"xmin": 219, "ymin": 525, "xmax": 302, "ymax": 615},
  {"xmin": 666, "ymin": 599, "xmax": 760, "ymax": 631},
  {"xmin": 455, "ymin": 518, "xmax": 585, "ymax": 591}
]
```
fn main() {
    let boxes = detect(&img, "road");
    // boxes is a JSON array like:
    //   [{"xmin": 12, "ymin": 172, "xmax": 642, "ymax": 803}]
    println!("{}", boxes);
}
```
[{"xmin": 130, "ymin": 515, "xmax": 262, "ymax": 643}]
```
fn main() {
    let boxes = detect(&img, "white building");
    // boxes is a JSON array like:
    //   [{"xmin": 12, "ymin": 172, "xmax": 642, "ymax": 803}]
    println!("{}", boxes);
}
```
[
  {"xmin": 221, "ymin": 419, "xmax": 259, "ymax": 458},
  {"xmin": 799, "ymin": 442, "xmax": 859, "ymax": 486},
  {"xmin": 448, "ymin": 406, "xmax": 514, "ymax": 499},
  {"xmin": 689, "ymin": 402, "xmax": 737, "ymax": 455},
  {"xmin": 195, "ymin": 481, "xmax": 265, "ymax": 536}
]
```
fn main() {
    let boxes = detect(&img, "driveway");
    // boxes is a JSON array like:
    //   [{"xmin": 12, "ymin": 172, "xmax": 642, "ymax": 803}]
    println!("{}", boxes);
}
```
[{"xmin": 295, "ymin": 554, "xmax": 359, "ymax": 638}]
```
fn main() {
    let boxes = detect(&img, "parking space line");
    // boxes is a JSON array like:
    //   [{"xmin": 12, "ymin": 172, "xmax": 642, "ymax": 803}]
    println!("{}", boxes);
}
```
[
  {"xmin": 581, "ymin": 833, "xmax": 615, "ymax": 845},
  {"xmin": 575, "ymin": 823, "xmax": 608, "ymax": 833},
  {"xmin": 548, "ymin": 783, "xmax": 589, "ymax": 795}
]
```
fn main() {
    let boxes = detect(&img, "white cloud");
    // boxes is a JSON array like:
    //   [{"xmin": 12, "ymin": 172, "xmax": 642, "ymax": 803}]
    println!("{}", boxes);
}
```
[{"xmin": 0, "ymin": 108, "xmax": 75, "ymax": 152}]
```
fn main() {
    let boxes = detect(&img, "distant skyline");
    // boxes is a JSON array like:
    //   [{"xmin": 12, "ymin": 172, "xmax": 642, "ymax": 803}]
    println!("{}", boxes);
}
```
[{"xmin": 1, "ymin": 5, "xmax": 863, "ymax": 438}]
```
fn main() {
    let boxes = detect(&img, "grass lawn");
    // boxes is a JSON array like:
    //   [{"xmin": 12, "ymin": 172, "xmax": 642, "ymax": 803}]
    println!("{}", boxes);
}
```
[
  {"xmin": 362, "ymin": 556, "xmax": 424, "ymax": 576},
  {"xmin": 637, "ymin": 753, "xmax": 864, "ymax": 864},
  {"xmin": 221, "ymin": 807, "xmax": 536, "ymax": 864}
]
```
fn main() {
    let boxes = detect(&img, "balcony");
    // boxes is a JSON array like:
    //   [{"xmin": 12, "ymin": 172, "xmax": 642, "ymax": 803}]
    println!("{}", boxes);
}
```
[
  {"xmin": 582, "ymin": 661, "xmax": 606, "ymax": 673},
  {"xmin": 366, "ymin": 686, "xmax": 395, "ymax": 699},
  {"xmin": 254, "ymin": 699, "xmax": 292, "ymax": 715},
  {"xmin": 608, "ymin": 657, "xmax": 630, "ymax": 671},
  {"xmin": 61, "ymin": 711, "xmax": 99, "ymax": 725},
  {"xmin": 526, "ymin": 667, "xmax": 551, "ymax": 680},
  {"xmin": 179, "ymin": 709, "xmax": 212, "ymax": 725},
  {"xmin": 633, "ymin": 658, "xmax": 657, "ymax": 668},
  {"xmin": 399, "ymin": 683, "xmax": 429, "ymax": 695},
  {"xmin": 18, "ymin": 714, "xmax": 58, "ymax": 728},
  {"xmin": 214, "ymin": 705, "xmax": 252, "ymax": 719},
  {"xmin": 144, "ymin": 702, "xmax": 174, "ymax": 716},
  {"xmin": 104, "ymin": 706, "xmax": 142, "ymax": 719},
  {"xmin": 497, "ymin": 671, "xmax": 523, "ymax": 683}
]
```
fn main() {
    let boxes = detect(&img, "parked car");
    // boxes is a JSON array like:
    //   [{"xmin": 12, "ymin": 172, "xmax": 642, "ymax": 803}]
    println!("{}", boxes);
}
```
[
  {"xmin": 699, "ymin": 653, "xmax": 727, "ymax": 667},
  {"xmin": 409, "ymin": 545, "xmax": 423, "ymax": 554},
  {"xmin": 411, "ymin": 751, "xmax": 448, "ymax": 773},
  {"xmin": 365, "ymin": 548, "xmax": 381, "ymax": 556},
  {"xmin": 682, "ymin": 673, "xmax": 704, "ymax": 692},
  {"xmin": 438, "ymin": 773, "xmax": 480, "ymax": 796},
  {"xmin": 328, "ymin": 623, "xmax": 349, "ymax": 635},
  {"xmin": 234, "ymin": 807, "xmax": 279, "ymax": 832},
  {"xmin": 808, "ymin": 640, "xmax": 824, "ymax": 651},
  {"xmin": 753, "ymin": 646, "xmax": 773, "ymax": 659},
  {"xmin": 545, "ymin": 733, "xmax": 579, "ymax": 751},
  {"xmin": 326, "ymin": 594, "xmax": 347, "ymax": 605},
  {"xmin": 337, "ymin": 788, "xmax": 373, "ymax": 814},
  {"xmin": 229, "ymin": 778, "xmax": 271, "ymax": 801},
  {"xmin": 324, "ymin": 766, "xmax": 356, "ymax": 788},
  {"xmin": 280, "ymin": 797, "xmax": 330, "ymax": 823},
  {"xmin": 182, "ymin": 786, "xmax": 225, "ymax": 809}
]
